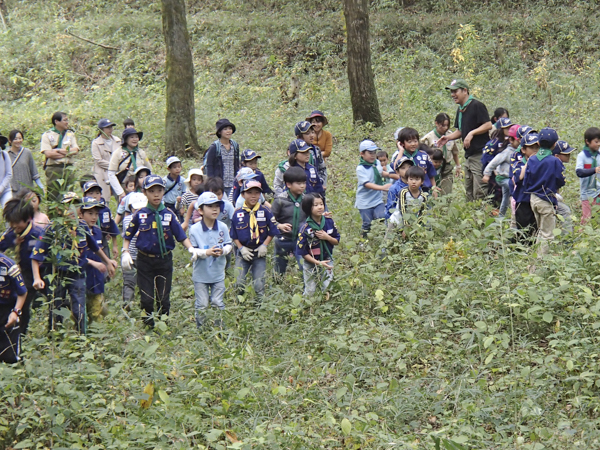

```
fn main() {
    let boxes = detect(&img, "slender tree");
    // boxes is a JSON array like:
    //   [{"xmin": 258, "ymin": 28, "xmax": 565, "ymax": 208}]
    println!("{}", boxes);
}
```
[
  {"xmin": 343, "ymin": 0, "xmax": 382, "ymax": 126},
  {"xmin": 161, "ymin": 0, "xmax": 201, "ymax": 156}
]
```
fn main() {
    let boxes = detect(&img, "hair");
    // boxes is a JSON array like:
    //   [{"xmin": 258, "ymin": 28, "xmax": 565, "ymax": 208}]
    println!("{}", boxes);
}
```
[
  {"xmin": 283, "ymin": 166, "xmax": 307, "ymax": 184},
  {"xmin": 288, "ymin": 151, "xmax": 308, "ymax": 167},
  {"xmin": 3, "ymin": 196, "xmax": 34, "ymax": 224},
  {"xmin": 491, "ymin": 107, "xmax": 509, "ymax": 125},
  {"xmin": 123, "ymin": 175, "xmax": 136, "ymax": 189},
  {"xmin": 584, "ymin": 127, "xmax": 600, "ymax": 143},
  {"xmin": 406, "ymin": 166, "xmax": 426, "ymax": 181},
  {"xmin": 17, "ymin": 188, "xmax": 42, "ymax": 205},
  {"xmin": 8, "ymin": 129, "xmax": 23, "ymax": 143},
  {"xmin": 205, "ymin": 177, "xmax": 225, "ymax": 194},
  {"xmin": 301, "ymin": 193, "xmax": 323, "ymax": 217},
  {"xmin": 194, "ymin": 183, "xmax": 207, "ymax": 196},
  {"xmin": 435, "ymin": 112, "xmax": 451, "ymax": 125},
  {"xmin": 123, "ymin": 118, "xmax": 135, "ymax": 127},
  {"xmin": 397, "ymin": 127, "xmax": 420, "ymax": 144},
  {"xmin": 419, "ymin": 143, "xmax": 433, "ymax": 156},
  {"xmin": 376, "ymin": 150, "xmax": 388, "ymax": 159},
  {"xmin": 431, "ymin": 149, "xmax": 444, "ymax": 161},
  {"xmin": 51, "ymin": 111, "xmax": 67, "ymax": 126}
]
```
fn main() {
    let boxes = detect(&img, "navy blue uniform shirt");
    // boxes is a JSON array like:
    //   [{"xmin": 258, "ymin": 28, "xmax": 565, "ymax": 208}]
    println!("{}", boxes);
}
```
[
  {"xmin": 0, "ymin": 222, "xmax": 45, "ymax": 275},
  {"xmin": 98, "ymin": 202, "xmax": 120, "ymax": 237},
  {"xmin": 84, "ymin": 225, "xmax": 106, "ymax": 294},
  {"xmin": 509, "ymin": 150, "xmax": 529, "ymax": 203},
  {"xmin": 0, "ymin": 253, "xmax": 27, "ymax": 307},
  {"xmin": 523, "ymin": 154, "xmax": 566, "ymax": 205},
  {"xmin": 230, "ymin": 204, "xmax": 279, "ymax": 249},
  {"xmin": 124, "ymin": 206, "xmax": 188, "ymax": 255},
  {"xmin": 296, "ymin": 217, "xmax": 340, "ymax": 261}
]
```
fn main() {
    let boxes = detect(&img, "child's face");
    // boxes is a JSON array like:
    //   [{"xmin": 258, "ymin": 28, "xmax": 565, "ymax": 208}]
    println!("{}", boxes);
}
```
[
  {"xmin": 86, "ymin": 188, "xmax": 103, "ymax": 201},
  {"xmin": 211, "ymin": 189, "xmax": 224, "ymax": 200},
  {"xmin": 377, "ymin": 155, "xmax": 389, "ymax": 167},
  {"xmin": 402, "ymin": 138, "xmax": 419, "ymax": 153},
  {"xmin": 243, "ymin": 187, "xmax": 261, "ymax": 207},
  {"xmin": 310, "ymin": 118, "xmax": 323, "ymax": 133},
  {"xmin": 244, "ymin": 159, "xmax": 259, "ymax": 170},
  {"xmin": 408, "ymin": 176, "xmax": 423, "ymax": 191},
  {"xmin": 502, "ymin": 127, "xmax": 511, "ymax": 138},
  {"xmin": 301, "ymin": 129, "xmax": 316, "ymax": 144},
  {"xmin": 523, "ymin": 144, "xmax": 539, "ymax": 158},
  {"xmin": 287, "ymin": 181, "xmax": 306, "ymax": 196},
  {"xmin": 190, "ymin": 175, "xmax": 203, "ymax": 190},
  {"xmin": 557, "ymin": 153, "xmax": 571, "ymax": 163},
  {"xmin": 587, "ymin": 138, "xmax": 600, "ymax": 152},
  {"xmin": 80, "ymin": 209, "xmax": 100, "ymax": 227},
  {"xmin": 169, "ymin": 163, "xmax": 182, "ymax": 177},
  {"xmin": 295, "ymin": 151, "xmax": 310, "ymax": 164},
  {"xmin": 144, "ymin": 186, "xmax": 165, "ymax": 208},
  {"xmin": 126, "ymin": 181, "xmax": 136, "ymax": 193},
  {"xmin": 137, "ymin": 171, "xmax": 149, "ymax": 188},
  {"xmin": 220, "ymin": 126, "xmax": 233, "ymax": 140},
  {"xmin": 509, "ymin": 137, "xmax": 520, "ymax": 148},
  {"xmin": 201, "ymin": 203, "xmax": 221, "ymax": 221},
  {"xmin": 435, "ymin": 120, "xmax": 450, "ymax": 136},
  {"xmin": 9, "ymin": 220, "xmax": 29, "ymax": 234},
  {"xmin": 311, "ymin": 197, "xmax": 325, "ymax": 217},
  {"xmin": 432, "ymin": 159, "xmax": 443, "ymax": 170},
  {"xmin": 361, "ymin": 150, "xmax": 377, "ymax": 163},
  {"xmin": 26, "ymin": 193, "xmax": 40, "ymax": 211},
  {"xmin": 398, "ymin": 162, "xmax": 411, "ymax": 179}
]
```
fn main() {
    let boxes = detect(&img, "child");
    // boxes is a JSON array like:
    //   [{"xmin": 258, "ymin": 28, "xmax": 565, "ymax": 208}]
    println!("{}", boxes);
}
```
[
  {"xmin": 429, "ymin": 150, "xmax": 444, "ymax": 187},
  {"xmin": 355, "ymin": 140, "xmax": 392, "ymax": 238},
  {"xmin": 482, "ymin": 117, "xmax": 512, "ymax": 208},
  {"xmin": 396, "ymin": 128, "xmax": 437, "ymax": 194},
  {"xmin": 0, "ymin": 196, "xmax": 45, "ymax": 335},
  {"xmin": 181, "ymin": 168, "xmax": 204, "ymax": 218},
  {"xmin": 576, "ymin": 127, "xmax": 600, "ymax": 224},
  {"xmin": 491, "ymin": 107, "xmax": 510, "ymax": 130},
  {"xmin": 376, "ymin": 150, "xmax": 398, "ymax": 182},
  {"xmin": 23, "ymin": 190, "xmax": 49, "ymax": 227},
  {"xmin": 273, "ymin": 140, "xmax": 324, "ymax": 197},
  {"xmin": 522, "ymin": 128, "xmax": 565, "ymax": 254},
  {"xmin": 123, "ymin": 118, "xmax": 136, "ymax": 129},
  {"xmin": 123, "ymin": 175, "xmax": 136, "ymax": 196},
  {"xmin": 230, "ymin": 167, "xmax": 261, "ymax": 207},
  {"xmin": 294, "ymin": 121, "xmax": 327, "ymax": 190},
  {"xmin": 122, "ymin": 192, "xmax": 146, "ymax": 310},
  {"xmin": 122, "ymin": 175, "xmax": 200, "ymax": 327},
  {"xmin": 482, "ymin": 124, "xmax": 520, "ymax": 218},
  {"xmin": 163, "ymin": 156, "xmax": 186, "ymax": 220},
  {"xmin": 189, "ymin": 192, "xmax": 233, "ymax": 328},
  {"xmin": 239, "ymin": 149, "xmax": 273, "ymax": 197},
  {"xmin": 230, "ymin": 180, "xmax": 278, "ymax": 304},
  {"xmin": 421, "ymin": 112, "xmax": 461, "ymax": 195},
  {"xmin": 0, "ymin": 252, "xmax": 27, "ymax": 363},
  {"xmin": 385, "ymin": 156, "xmax": 413, "ymax": 219},
  {"xmin": 31, "ymin": 193, "xmax": 117, "ymax": 334},
  {"xmin": 390, "ymin": 166, "xmax": 429, "ymax": 235},
  {"xmin": 189, "ymin": 177, "xmax": 235, "ymax": 229},
  {"xmin": 306, "ymin": 110, "xmax": 333, "ymax": 158},
  {"xmin": 552, "ymin": 140, "xmax": 575, "ymax": 233},
  {"xmin": 296, "ymin": 194, "xmax": 340, "ymax": 296},
  {"xmin": 271, "ymin": 166, "xmax": 307, "ymax": 275},
  {"xmin": 116, "ymin": 166, "xmax": 150, "ymax": 225},
  {"xmin": 82, "ymin": 180, "xmax": 120, "ymax": 257},
  {"xmin": 510, "ymin": 133, "xmax": 540, "ymax": 241}
]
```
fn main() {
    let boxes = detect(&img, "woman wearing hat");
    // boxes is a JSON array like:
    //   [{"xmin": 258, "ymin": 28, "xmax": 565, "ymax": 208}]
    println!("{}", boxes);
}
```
[
  {"xmin": 91, "ymin": 119, "xmax": 121, "ymax": 202},
  {"xmin": 204, "ymin": 118, "xmax": 240, "ymax": 197},
  {"xmin": 107, "ymin": 128, "xmax": 152, "ymax": 201},
  {"xmin": 0, "ymin": 134, "xmax": 12, "ymax": 207},
  {"xmin": 306, "ymin": 110, "xmax": 333, "ymax": 158}
]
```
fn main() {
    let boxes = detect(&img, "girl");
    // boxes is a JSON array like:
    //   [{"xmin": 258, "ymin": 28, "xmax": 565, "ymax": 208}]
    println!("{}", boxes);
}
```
[
  {"xmin": 296, "ymin": 194, "xmax": 340, "ymax": 296},
  {"xmin": 420, "ymin": 113, "xmax": 461, "ymax": 195},
  {"xmin": 274, "ymin": 140, "xmax": 324, "ymax": 197},
  {"xmin": 181, "ymin": 168, "xmax": 204, "ymax": 218},
  {"xmin": 91, "ymin": 119, "xmax": 121, "ymax": 202},
  {"xmin": 7, "ymin": 130, "xmax": 44, "ymax": 195},
  {"xmin": 491, "ymin": 107, "xmax": 510, "ymax": 130},
  {"xmin": 204, "ymin": 119, "xmax": 240, "ymax": 198},
  {"xmin": 306, "ymin": 110, "xmax": 333, "ymax": 158},
  {"xmin": 21, "ymin": 189, "xmax": 49, "ymax": 227}
]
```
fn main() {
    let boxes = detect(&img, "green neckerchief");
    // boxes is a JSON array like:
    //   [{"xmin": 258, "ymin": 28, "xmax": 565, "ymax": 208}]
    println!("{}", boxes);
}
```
[
  {"xmin": 288, "ymin": 191, "xmax": 302, "ymax": 238},
  {"xmin": 278, "ymin": 159, "xmax": 288, "ymax": 174},
  {"xmin": 359, "ymin": 157, "xmax": 384, "ymax": 186},
  {"xmin": 123, "ymin": 145, "xmax": 139, "ymax": 171},
  {"xmin": 584, "ymin": 145, "xmax": 598, "ymax": 190},
  {"xmin": 535, "ymin": 147, "xmax": 553, "ymax": 161},
  {"xmin": 51, "ymin": 126, "xmax": 66, "ymax": 149},
  {"xmin": 306, "ymin": 215, "xmax": 333, "ymax": 261},
  {"xmin": 403, "ymin": 149, "xmax": 420, "ymax": 163},
  {"xmin": 147, "ymin": 203, "xmax": 167, "ymax": 257},
  {"xmin": 495, "ymin": 175, "xmax": 508, "ymax": 183},
  {"xmin": 457, "ymin": 95, "xmax": 475, "ymax": 130},
  {"xmin": 433, "ymin": 129, "xmax": 448, "ymax": 159}
]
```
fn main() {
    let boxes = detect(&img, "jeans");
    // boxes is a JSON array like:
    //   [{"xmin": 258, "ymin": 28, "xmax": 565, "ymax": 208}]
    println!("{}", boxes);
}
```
[
  {"xmin": 303, "ymin": 261, "xmax": 334, "ymax": 296},
  {"xmin": 235, "ymin": 255, "xmax": 266, "ymax": 298},
  {"xmin": 274, "ymin": 237, "xmax": 302, "ymax": 275},
  {"xmin": 49, "ymin": 273, "xmax": 87, "ymax": 334},
  {"xmin": 194, "ymin": 281, "xmax": 226, "ymax": 326},
  {"xmin": 137, "ymin": 252, "xmax": 173, "ymax": 327},
  {"xmin": 122, "ymin": 263, "xmax": 137, "ymax": 304},
  {"xmin": 359, "ymin": 203, "xmax": 386, "ymax": 232},
  {"xmin": 498, "ymin": 178, "xmax": 510, "ymax": 217},
  {"xmin": 464, "ymin": 153, "xmax": 486, "ymax": 202}
]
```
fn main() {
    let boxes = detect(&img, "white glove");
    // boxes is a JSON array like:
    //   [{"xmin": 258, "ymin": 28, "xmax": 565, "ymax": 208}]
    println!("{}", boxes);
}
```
[
  {"xmin": 121, "ymin": 251, "xmax": 133, "ymax": 271},
  {"xmin": 257, "ymin": 244, "xmax": 268, "ymax": 258},
  {"xmin": 239, "ymin": 246, "xmax": 254, "ymax": 261},
  {"xmin": 222, "ymin": 244, "xmax": 233, "ymax": 256},
  {"xmin": 188, "ymin": 247, "xmax": 206, "ymax": 262}
]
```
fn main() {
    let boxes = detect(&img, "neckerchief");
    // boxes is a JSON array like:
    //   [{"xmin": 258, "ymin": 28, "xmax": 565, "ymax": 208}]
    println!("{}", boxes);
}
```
[
  {"xmin": 14, "ymin": 221, "xmax": 33, "ymax": 262},
  {"xmin": 403, "ymin": 149, "xmax": 420, "ymax": 163},
  {"xmin": 288, "ymin": 192, "xmax": 302, "ymax": 238},
  {"xmin": 147, "ymin": 203, "xmax": 167, "ymax": 257},
  {"xmin": 434, "ymin": 129, "xmax": 448, "ymax": 159},
  {"xmin": 457, "ymin": 95, "xmax": 475, "ymax": 130},
  {"xmin": 243, "ymin": 201, "xmax": 261, "ymax": 244},
  {"xmin": 123, "ymin": 146, "xmax": 138, "ymax": 171},
  {"xmin": 278, "ymin": 159, "xmax": 288, "ymax": 174},
  {"xmin": 306, "ymin": 215, "xmax": 333, "ymax": 261},
  {"xmin": 535, "ymin": 147, "xmax": 553, "ymax": 161},
  {"xmin": 359, "ymin": 157, "xmax": 384, "ymax": 186},
  {"xmin": 51, "ymin": 127, "xmax": 66, "ymax": 149},
  {"xmin": 584, "ymin": 145, "xmax": 598, "ymax": 189}
]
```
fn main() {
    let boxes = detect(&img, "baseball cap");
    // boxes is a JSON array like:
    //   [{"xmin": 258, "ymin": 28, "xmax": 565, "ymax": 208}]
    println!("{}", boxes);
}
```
[
  {"xmin": 508, "ymin": 124, "xmax": 520, "ymax": 139},
  {"xmin": 522, "ymin": 133, "xmax": 540, "ymax": 146},
  {"xmin": 538, "ymin": 127, "xmax": 559, "ymax": 147},
  {"xmin": 241, "ymin": 149, "xmax": 261, "ymax": 162},
  {"xmin": 143, "ymin": 175, "xmax": 165, "ymax": 190},
  {"xmin": 294, "ymin": 121, "xmax": 314, "ymax": 137},
  {"xmin": 393, "ymin": 155, "xmax": 415, "ymax": 171},
  {"xmin": 166, "ymin": 156, "xmax": 181, "ymax": 168},
  {"xmin": 498, "ymin": 118, "xmax": 513, "ymax": 129},
  {"xmin": 359, "ymin": 140, "xmax": 380, "ymax": 153},
  {"xmin": 289, "ymin": 139, "xmax": 311, "ymax": 155},
  {"xmin": 242, "ymin": 180, "xmax": 263, "ymax": 192},
  {"xmin": 82, "ymin": 180, "xmax": 101, "ymax": 194},
  {"xmin": 446, "ymin": 78, "xmax": 469, "ymax": 90},
  {"xmin": 517, "ymin": 126, "xmax": 533, "ymax": 139},
  {"xmin": 237, "ymin": 167, "xmax": 257, "ymax": 181},
  {"xmin": 61, "ymin": 192, "xmax": 80, "ymax": 204},
  {"xmin": 553, "ymin": 140, "xmax": 575, "ymax": 155},
  {"xmin": 80, "ymin": 196, "xmax": 102, "ymax": 210},
  {"xmin": 196, "ymin": 191, "xmax": 224, "ymax": 208},
  {"xmin": 97, "ymin": 118, "xmax": 116, "ymax": 129},
  {"xmin": 134, "ymin": 166, "xmax": 151, "ymax": 177},
  {"xmin": 129, "ymin": 192, "xmax": 148, "ymax": 211}
]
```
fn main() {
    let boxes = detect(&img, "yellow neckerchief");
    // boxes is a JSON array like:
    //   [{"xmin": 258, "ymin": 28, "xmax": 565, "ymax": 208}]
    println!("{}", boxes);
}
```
[
  {"xmin": 14, "ymin": 221, "xmax": 33, "ymax": 260},
  {"xmin": 242, "ymin": 201, "xmax": 261, "ymax": 244}
]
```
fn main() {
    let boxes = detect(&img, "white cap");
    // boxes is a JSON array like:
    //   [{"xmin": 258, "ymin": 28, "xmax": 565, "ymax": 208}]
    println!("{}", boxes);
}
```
[
  {"xmin": 393, "ymin": 127, "xmax": 404, "ymax": 141},
  {"xmin": 166, "ymin": 156, "xmax": 182, "ymax": 168},
  {"xmin": 129, "ymin": 193, "xmax": 147, "ymax": 211}
]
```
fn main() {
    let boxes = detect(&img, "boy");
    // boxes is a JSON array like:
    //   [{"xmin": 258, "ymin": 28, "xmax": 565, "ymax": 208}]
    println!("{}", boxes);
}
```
[
  {"xmin": 240, "ymin": 149, "xmax": 273, "ymax": 196},
  {"xmin": 553, "ymin": 140, "xmax": 575, "ymax": 233},
  {"xmin": 296, "ymin": 194, "xmax": 340, "ymax": 296},
  {"xmin": 0, "ymin": 252, "xmax": 27, "ymax": 363},
  {"xmin": 122, "ymin": 193, "xmax": 146, "ymax": 310},
  {"xmin": 522, "ymin": 128, "xmax": 565, "ymax": 254},
  {"xmin": 376, "ymin": 150, "xmax": 398, "ymax": 182},
  {"xmin": 430, "ymin": 149, "xmax": 444, "ymax": 188},
  {"xmin": 397, "ymin": 128, "xmax": 437, "ymax": 195},
  {"xmin": 163, "ymin": 156, "xmax": 186, "ymax": 220},
  {"xmin": 576, "ymin": 127, "xmax": 600, "ymax": 224},
  {"xmin": 390, "ymin": 166, "xmax": 429, "ymax": 235},
  {"xmin": 271, "ymin": 166, "xmax": 307, "ymax": 275},
  {"xmin": 82, "ymin": 180, "xmax": 120, "ymax": 257},
  {"xmin": 230, "ymin": 180, "xmax": 278, "ymax": 304},
  {"xmin": 511, "ymin": 133, "xmax": 540, "ymax": 241},
  {"xmin": 385, "ymin": 156, "xmax": 414, "ymax": 220},
  {"xmin": 0, "ymin": 197, "xmax": 45, "ymax": 335},
  {"xmin": 295, "ymin": 121, "xmax": 327, "ymax": 189},
  {"xmin": 122, "ymin": 175, "xmax": 201, "ymax": 327},
  {"xmin": 116, "ymin": 166, "xmax": 150, "ymax": 225},
  {"xmin": 355, "ymin": 140, "xmax": 392, "ymax": 238},
  {"xmin": 32, "ymin": 193, "xmax": 118, "ymax": 334},
  {"xmin": 123, "ymin": 118, "xmax": 135, "ymax": 129},
  {"xmin": 189, "ymin": 192, "xmax": 233, "ymax": 328}
]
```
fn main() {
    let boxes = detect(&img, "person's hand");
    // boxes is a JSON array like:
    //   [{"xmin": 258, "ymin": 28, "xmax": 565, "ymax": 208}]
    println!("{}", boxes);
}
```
[
  {"xmin": 33, "ymin": 278, "xmax": 45, "ymax": 290},
  {"xmin": 112, "ymin": 247, "xmax": 119, "ymax": 259},
  {"xmin": 5, "ymin": 311, "xmax": 18, "ymax": 329},
  {"xmin": 257, "ymin": 244, "xmax": 268, "ymax": 258},
  {"xmin": 118, "ymin": 193, "xmax": 126, "ymax": 202},
  {"xmin": 278, "ymin": 223, "xmax": 292, "ymax": 233},
  {"xmin": 188, "ymin": 247, "xmax": 205, "ymax": 262},
  {"xmin": 207, "ymin": 246, "xmax": 223, "ymax": 257},
  {"xmin": 324, "ymin": 211, "xmax": 333, "ymax": 219},
  {"xmin": 382, "ymin": 183, "xmax": 392, "ymax": 191},
  {"xmin": 97, "ymin": 262, "xmax": 108, "ymax": 274},
  {"xmin": 595, "ymin": 167, "xmax": 600, "ymax": 174},
  {"xmin": 319, "ymin": 260, "xmax": 333, "ymax": 269},
  {"xmin": 314, "ymin": 230, "xmax": 329, "ymax": 240},
  {"xmin": 437, "ymin": 136, "xmax": 448, "ymax": 147},
  {"xmin": 107, "ymin": 260, "xmax": 117, "ymax": 278},
  {"xmin": 176, "ymin": 196, "xmax": 182, "ymax": 203},
  {"xmin": 463, "ymin": 132, "xmax": 473, "ymax": 149},
  {"xmin": 239, "ymin": 246, "xmax": 254, "ymax": 261},
  {"xmin": 455, "ymin": 165, "xmax": 463, "ymax": 178},
  {"xmin": 482, "ymin": 175, "xmax": 490, "ymax": 184},
  {"xmin": 121, "ymin": 251, "xmax": 133, "ymax": 271}
]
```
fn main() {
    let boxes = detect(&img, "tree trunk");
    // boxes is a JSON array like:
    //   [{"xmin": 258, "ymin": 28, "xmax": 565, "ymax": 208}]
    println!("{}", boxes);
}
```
[
  {"xmin": 161, "ymin": 0, "xmax": 201, "ymax": 157},
  {"xmin": 0, "ymin": 0, "xmax": 8, "ymax": 29},
  {"xmin": 343, "ymin": 0, "xmax": 382, "ymax": 127}
]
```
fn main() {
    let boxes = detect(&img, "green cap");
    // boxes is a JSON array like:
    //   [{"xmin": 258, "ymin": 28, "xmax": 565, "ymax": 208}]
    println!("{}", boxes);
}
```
[{"xmin": 446, "ymin": 78, "xmax": 469, "ymax": 90}]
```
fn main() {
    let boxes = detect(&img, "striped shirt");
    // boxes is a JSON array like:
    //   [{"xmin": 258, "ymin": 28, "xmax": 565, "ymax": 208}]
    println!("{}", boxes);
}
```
[{"xmin": 122, "ymin": 215, "xmax": 139, "ymax": 261}]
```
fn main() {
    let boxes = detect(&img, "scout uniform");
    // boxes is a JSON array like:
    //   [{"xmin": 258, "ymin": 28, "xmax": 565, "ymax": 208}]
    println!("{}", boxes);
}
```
[
  {"xmin": 83, "ymin": 180, "xmax": 120, "ymax": 257},
  {"xmin": 107, "ymin": 128, "xmax": 152, "ymax": 197},
  {"xmin": 162, "ymin": 156, "xmax": 186, "ymax": 220},
  {"xmin": 421, "ymin": 129, "xmax": 459, "ymax": 195},
  {"xmin": 0, "ymin": 253, "xmax": 27, "ymax": 364},
  {"xmin": 40, "ymin": 127, "xmax": 79, "ymax": 203},
  {"xmin": 401, "ymin": 148, "xmax": 436, "ymax": 191}
]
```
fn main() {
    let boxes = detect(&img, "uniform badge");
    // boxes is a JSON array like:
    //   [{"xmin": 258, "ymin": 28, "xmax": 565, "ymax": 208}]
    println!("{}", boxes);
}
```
[
  {"xmin": 237, "ymin": 212, "xmax": 244, "ymax": 218},
  {"xmin": 219, "ymin": 231, "xmax": 224, "ymax": 237},
  {"xmin": 103, "ymin": 212, "xmax": 110, "ymax": 223},
  {"xmin": 164, "ymin": 214, "xmax": 172, "ymax": 221},
  {"xmin": 257, "ymin": 211, "xmax": 265, "ymax": 218},
  {"xmin": 140, "ymin": 213, "xmax": 148, "ymax": 219},
  {"xmin": 0, "ymin": 267, "xmax": 7, "ymax": 276}
]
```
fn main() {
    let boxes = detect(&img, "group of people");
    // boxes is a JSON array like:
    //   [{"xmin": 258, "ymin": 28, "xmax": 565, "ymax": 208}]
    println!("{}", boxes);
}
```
[{"xmin": 0, "ymin": 78, "xmax": 596, "ymax": 364}]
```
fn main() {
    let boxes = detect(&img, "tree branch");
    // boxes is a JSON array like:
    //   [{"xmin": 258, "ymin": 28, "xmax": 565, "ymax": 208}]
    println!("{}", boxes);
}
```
[{"xmin": 65, "ymin": 30, "xmax": 120, "ymax": 51}]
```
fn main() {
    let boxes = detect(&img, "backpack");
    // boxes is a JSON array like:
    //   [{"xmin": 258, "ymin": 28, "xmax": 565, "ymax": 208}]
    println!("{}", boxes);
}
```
[{"xmin": 202, "ymin": 139, "xmax": 239, "ymax": 171}]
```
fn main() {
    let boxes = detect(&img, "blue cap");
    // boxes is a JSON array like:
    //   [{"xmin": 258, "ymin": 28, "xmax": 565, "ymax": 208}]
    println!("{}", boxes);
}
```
[
  {"xmin": 143, "ymin": 175, "xmax": 165, "ymax": 190},
  {"xmin": 359, "ymin": 140, "xmax": 380, "ymax": 153},
  {"xmin": 82, "ymin": 180, "xmax": 101, "ymax": 193},
  {"xmin": 294, "ymin": 121, "xmax": 314, "ymax": 137},
  {"xmin": 237, "ymin": 167, "xmax": 257, "ymax": 181},
  {"xmin": 97, "ymin": 118, "xmax": 116, "ymax": 129},
  {"xmin": 241, "ymin": 149, "xmax": 261, "ymax": 162},
  {"xmin": 522, "ymin": 133, "xmax": 540, "ymax": 146},
  {"xmin": 80, "ymin": 196, "xmax": 102, "ymax": 210},
  {"xmin": 538, "ymin": 127, "xmax": 559, "ymax": 147},
  {"xmin": 553, "ymin": 140, "xmax": 575, "ymax": 155},
  {"xmin": 61, "ymin": 192, "xmax": 79, "ymax": 204},
  {"xmin": 289, "ymin": 139, "xmax": 311, "ymax": 155},
  {"xmin": 498, "ymin": 117, "xmax": 513, "ymax": 128},
  {"xmin": 393, "ymin": 155, "xmax": 414, "ymax": 171},
  {"xmin": 196, "ymin": 191, "xmax": 223, "ymax": 208},
  {"xmin": 517, "ymin": 126, "xmax": 533, "ymax": 139}
]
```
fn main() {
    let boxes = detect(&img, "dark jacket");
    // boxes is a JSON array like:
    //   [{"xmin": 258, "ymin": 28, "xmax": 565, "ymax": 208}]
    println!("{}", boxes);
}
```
[
  {"xmin": 271, "ymin": 192, "xmax": 307, "ymax": 241},
  {"xmin": 204, "ymin": 139, "xmax": 240, "ymax": 184}
]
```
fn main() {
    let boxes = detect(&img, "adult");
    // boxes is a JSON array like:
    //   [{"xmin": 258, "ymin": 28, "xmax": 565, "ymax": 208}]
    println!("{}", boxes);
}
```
[
  {"xmin": 306, "ymin": 110, "xmax": 333, "ymax": 158},
  {"xmin": 6, "ymin": 130, "xmax": 44, "ymax": 194},
  {"xmin": 91, "ymin": 119, "xmax": 121, "ymax": 202},
  {"xmin": 108, "ymin": 128, "xmax": 152, "ymax": 200},
  {"xmin": 0, "ymin": 134, "xmax": 12, "ymax": 207},
  {"xmin": 204, "ymin": 118, "xmax": 239, "ymax": 198},
  {"xmin": 40, "ymin": 111, "xmax": 80, "ymax": 203},
  {"xmin": 438, "ymin": 79, "xmax": 492, "ymax": 202}
]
